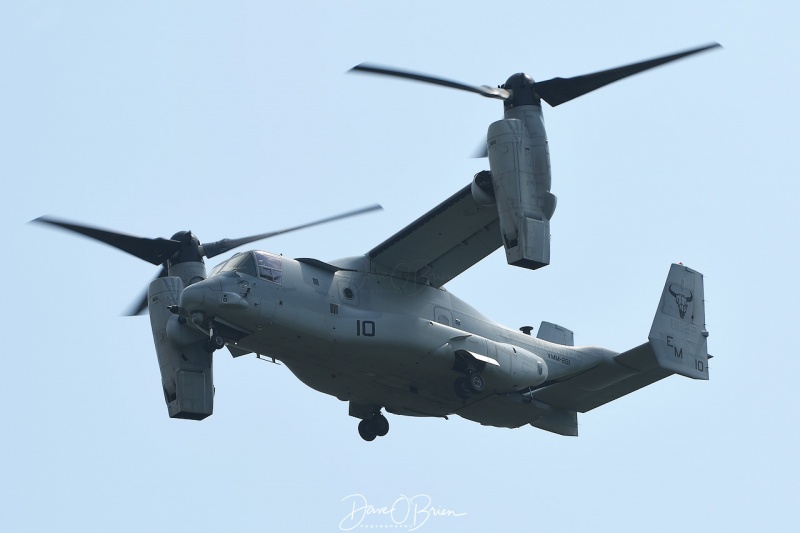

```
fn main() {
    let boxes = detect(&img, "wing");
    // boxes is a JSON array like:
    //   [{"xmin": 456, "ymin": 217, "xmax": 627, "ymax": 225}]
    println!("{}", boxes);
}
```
[{"xmin": 368, "ymin": 183, "xmax": 502, "ymax": 287}]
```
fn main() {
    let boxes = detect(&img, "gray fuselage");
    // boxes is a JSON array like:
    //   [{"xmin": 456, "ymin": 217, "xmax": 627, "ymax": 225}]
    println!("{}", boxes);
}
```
[{"xmin": 180, "ymin": 252, "xmax": 610, "ymax": 419}]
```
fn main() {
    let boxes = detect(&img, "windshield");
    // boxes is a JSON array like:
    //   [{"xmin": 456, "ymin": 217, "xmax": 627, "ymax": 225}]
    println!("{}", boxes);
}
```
[
  {"xmin": 209, "ymin": 252, "xmax": 256, "ymax": 277},
  {"xmin": 209, "ymin": 251, "xmax": 282, "ymax": 284}
]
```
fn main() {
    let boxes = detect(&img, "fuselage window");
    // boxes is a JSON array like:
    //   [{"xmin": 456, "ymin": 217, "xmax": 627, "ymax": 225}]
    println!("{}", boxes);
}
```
[{"xmin": 254, "ymin": 251, "xmax": 282, "ymax": 284}]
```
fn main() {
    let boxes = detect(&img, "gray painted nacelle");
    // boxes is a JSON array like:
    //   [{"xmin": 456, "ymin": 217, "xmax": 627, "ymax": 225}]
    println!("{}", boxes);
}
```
[
  {"xmin": 485, "ymin": 105, "xmax": 556, "ymax": 270},
  {"xmin": 148, "ymin": 276, "xmax": 214, "ymax": 420}
]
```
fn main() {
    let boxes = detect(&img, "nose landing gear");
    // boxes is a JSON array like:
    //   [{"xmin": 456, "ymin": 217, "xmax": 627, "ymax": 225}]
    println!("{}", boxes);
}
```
[
  {"xmin": 203, "ymin": 323, "xmax": 226, "ymax": 353},
  {"xmin": 203, "ymin": 333, "xmax": 226, "ymax": 353},
  {"xmin": 357, "ymin": 412, "xmax": 390, "ymax": 442}
]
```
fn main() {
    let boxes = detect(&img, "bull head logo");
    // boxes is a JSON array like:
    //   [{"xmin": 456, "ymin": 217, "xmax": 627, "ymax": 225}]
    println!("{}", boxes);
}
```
[{"xmin": 668, "ymin": 284, "xmax": 693, "ymax": 319}]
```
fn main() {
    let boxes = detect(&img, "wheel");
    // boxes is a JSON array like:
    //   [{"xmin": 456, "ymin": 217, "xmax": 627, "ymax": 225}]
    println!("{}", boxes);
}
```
[
  {"xmin": 373, "ymin": 414, "xmax": 389, "ymax": 437},
  {"xmin": 453, "ymin": 377, "xmax": 472, "ymax": 400},
  {"xmin": 467, "ymin": 372, "xmax": 485, "ymax": 394},
  {"xmin": 203, "ymin": 334, "xmax": 225, "ymax": 353},
  {"xmin": 211, "ymin": 334, "xmax": 225, "ymax": 349},
  {"xmin": 358, "ymin": 419, "xmax": 377, "ymax": 441}
]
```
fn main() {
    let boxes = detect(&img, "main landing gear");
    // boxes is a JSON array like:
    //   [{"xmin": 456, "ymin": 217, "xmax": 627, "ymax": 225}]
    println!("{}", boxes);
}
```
[
  {"xmin": 453, "ymin": 371, "xmax": 485, "ymax": 400},
  {"xmin": 357, "ymin": 413, "xmax": 390, "ymax": 442},
  {"xmin": 452, "ymin": 349, "xmax": 487, "ymax": 400}
]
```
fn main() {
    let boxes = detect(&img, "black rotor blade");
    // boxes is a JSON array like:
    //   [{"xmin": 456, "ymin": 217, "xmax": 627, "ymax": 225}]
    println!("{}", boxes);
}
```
[
  {"xmin": 201, "ymin": 204, "xmax": 383, "ymax": 259},
  {"xmin": 534, "ymin": 42, "xmax": 722, "ymax": 107},
  {"xmin": 124, "ymin": 264, "xmax": 169, "ymax": 316},
  {"xmin": 472, "ymin": 140, "xmax": 488, "ymax": 158},
  {"xmin": 350, "ymin": 63, "xmax": 510, "ymax": 100},
  {"xmin": 32, "ymin": 216, "xmax": 181, "ymax": 266}
]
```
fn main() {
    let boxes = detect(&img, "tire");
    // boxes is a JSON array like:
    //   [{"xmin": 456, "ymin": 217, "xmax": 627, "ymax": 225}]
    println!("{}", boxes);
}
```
[
  {"xmin": 358, "ymin": 419, "xmax": 377, "ymax": 441},
  {"xmin": 373, "ymin": 414, "xmax": 389, "ymax": 437},
  {"xmin": 203, "ymin": 335, "xmax": 226, "ymax": 353},
  {"xmin": 453, "ymin": 377, "xmax": 471, "ymax": 400},
  {"xmin": 211, "ymin": 335, "xmax": 225, "ymax": 349},
  {"xmin": 467, "ymin": 372, "xmax": 485, "ymax": 394}
]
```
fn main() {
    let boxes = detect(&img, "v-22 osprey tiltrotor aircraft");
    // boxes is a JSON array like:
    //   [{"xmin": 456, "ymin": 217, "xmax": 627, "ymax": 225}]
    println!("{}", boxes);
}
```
[{"xmin": 35, "ymin": 43, "xmax": 718, "ymax": 441}]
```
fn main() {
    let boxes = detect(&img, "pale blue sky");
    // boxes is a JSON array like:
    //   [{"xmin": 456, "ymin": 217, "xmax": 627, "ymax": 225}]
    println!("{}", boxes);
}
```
[{"xmin": 3, "ymin": 2, "xmax": 799, "ymax": 531}]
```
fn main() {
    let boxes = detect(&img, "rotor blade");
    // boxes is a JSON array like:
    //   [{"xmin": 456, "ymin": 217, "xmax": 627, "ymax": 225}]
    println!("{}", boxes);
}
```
[
  {"xmin": 472, "ymin": 140, "xmax": 488, "ymax": 158},
  {"xmin": 201, "ymin": 204, "xmax": 383, "ymax": 259},
  {"xmin": 350, "ymin": 63, "xmax": 510, "ymax": 100},
  {"xmin": 533, "ymin": 42, "xmax": 722, "ymax": 107},
  {"xmin": 124, "ymin": 264, "xmax": 169, "ymax": 316},
  {"xmin": 32, "ymin": 216, "xmax": 181, "ymax": 266}
]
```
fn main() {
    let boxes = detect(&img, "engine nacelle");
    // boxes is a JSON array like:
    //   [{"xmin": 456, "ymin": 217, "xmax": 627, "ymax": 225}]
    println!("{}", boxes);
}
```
[
  {"xmin": 487, "ymin": 106, "xmax": 557, "ymax": 270},
  {"xmin": 471, "ymin": 170, "xmax": 496, "ymax": 207},
  {"xmin": 149, "ymin": 276, "xmax": 214, "ymax": 420}
]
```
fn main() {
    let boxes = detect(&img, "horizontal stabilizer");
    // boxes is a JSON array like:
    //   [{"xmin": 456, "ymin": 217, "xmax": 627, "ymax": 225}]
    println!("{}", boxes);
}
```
[{"xmin": 530, "ymin": 343, "xmax": 671, "ymax": 413}]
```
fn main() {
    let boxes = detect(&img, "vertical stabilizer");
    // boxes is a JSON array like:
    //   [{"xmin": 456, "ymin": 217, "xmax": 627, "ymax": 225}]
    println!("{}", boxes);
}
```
[
  {"xmin": 648, "ymin": 264, "xmax": 709, "ymax": 380},
  {"xmin": 537, "ymin": 321, "xmax": 574, "ymax": 346}
]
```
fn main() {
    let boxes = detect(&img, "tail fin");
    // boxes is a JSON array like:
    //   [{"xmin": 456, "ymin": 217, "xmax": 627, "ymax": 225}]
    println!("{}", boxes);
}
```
[{"xmin": 648, "ymin": 263, "xmax": 710, "ymax": 380}]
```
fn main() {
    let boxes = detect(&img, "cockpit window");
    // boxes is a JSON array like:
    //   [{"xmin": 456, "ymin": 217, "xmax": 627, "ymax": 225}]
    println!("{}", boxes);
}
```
[
  {"xmin": 209, "ymin": 251, "xmax": 282, "ymax": 283},
  {"xmin": 209, "ymin": 252, "xmax": 257, "ymax": 277},
  {"xmin": 227, "ymin": 252, "xmax": 258, "ymax": 277},
  {"xmin": 209, "ymin": 259, "xmax": 228, "ymax": 277},
  {"xmin": 254, "ymin": 251, "xmax": 282, "ymax": 284}
]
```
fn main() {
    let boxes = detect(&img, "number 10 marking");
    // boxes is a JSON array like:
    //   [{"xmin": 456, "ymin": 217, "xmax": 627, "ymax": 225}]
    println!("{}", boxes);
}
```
[{"xmin": 356, "ymin": 320, "xmax": 375, "ymax": 337}]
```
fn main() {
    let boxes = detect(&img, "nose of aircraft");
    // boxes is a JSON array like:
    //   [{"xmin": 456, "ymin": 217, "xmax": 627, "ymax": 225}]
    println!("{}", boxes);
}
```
[
  {"xmin": 180, "ymin": 277, "xmax": 250, "ymax": 318},
  {"xmin": 180, "ymin": 278, "xmax": 221, "ymax": 312}
]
